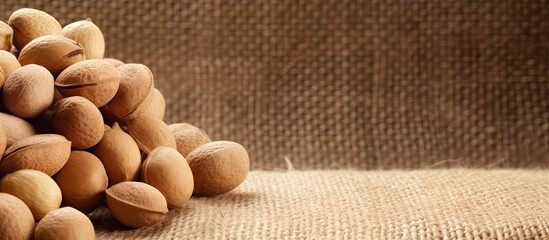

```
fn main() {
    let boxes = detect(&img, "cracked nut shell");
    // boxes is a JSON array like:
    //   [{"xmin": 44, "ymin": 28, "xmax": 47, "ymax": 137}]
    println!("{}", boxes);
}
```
[
  {"xmin": 7, "ymin": 8, "xmax": 62, "ymax": 50},
  {"xmin": 18, "ymin": 35, "xmax": 84, "ymax": 76}
]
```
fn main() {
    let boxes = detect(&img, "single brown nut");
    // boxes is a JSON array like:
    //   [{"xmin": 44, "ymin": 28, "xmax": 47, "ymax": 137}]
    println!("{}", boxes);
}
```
[
  {"xmin": 0, "ymin": 21, "xmax": 13, "ymax": 51},
  {"xmin": 93, "ymin": 122, "xmax": 141, "ymax": 186},
  {"xmin": 0, "ymin": 134, "xmax": 71, "ymax": 176},
  {"xmin": 0, "ymin": 50, "xmax": 21, "ymax": 79},
  {"xmin": 53, "ymin": 151, "xmax": 108, "ymax": 214},
  {"xmin": 102, "ymin": 58, "xmax": 124, "ymax": 67},
  {"xmin": 101, "ymin": 63, "xmax": 154, "ymax": 121},
  {"xmin": 18, "ymin": 35, "xmax": 84, "ymax": 76},
  {"xmin": 34, "ymin": 207, "xmax": 95, "ymax": 240},
  {"xmin": 0, "ymin": 126, "xmax": 6, "ymax": 157},
  {"xmin": 106, "ymin": 181, "xmax": 168, "ymax": 228},
  {"xmin": 0, "ymin": 169, "xmax": 62, "ymax": 221},
  {"xmin": 187, "ymin": 141, "xmax": 250, "ymax": 196},
  {"xmin": 142, "ymin": 88, "xmax": 166, "ymax": 120},
  {"xmin": 2, "ymin": 64, "xmax": 54, "ymax": 118},
  {"xmin": 8, "ymin": 8, "xmax": 62, "ymax": 50},
  {"xmin": 62, "ymin": 18, "xmax": 104, "ymax": 59},
  {"xmin": 127, "ymin": 116, "xmax": 176, "ymax": 154},
  {"xmin": 0, "ymin": 112, "xmax": 36, "ymax": 147},
  {"xmin": 56, "ymin": 59, "xmax": 120, "ymax": 107},
  {"xmin": 169, "ymin": 123, "xmax": 212, "ymax": 157},
  {"xmin": 142, "ymin": 146, "xmax": 194, "ymax": 209},
  {"xmin": 52, "ymin": 96, "xmax": 104, "ymax": 149},
  {"xmin": 0, "ymin": 193, "xmax": 35, "ymax": 240}
]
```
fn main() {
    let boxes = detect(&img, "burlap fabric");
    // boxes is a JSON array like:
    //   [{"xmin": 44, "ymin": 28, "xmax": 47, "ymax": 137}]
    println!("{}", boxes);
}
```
[{"xmin": 1, "ymin": 0, "xmax": 547, "ymax": 170}]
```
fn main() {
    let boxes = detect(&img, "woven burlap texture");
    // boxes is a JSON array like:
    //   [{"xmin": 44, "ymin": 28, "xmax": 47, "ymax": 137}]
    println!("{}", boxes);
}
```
[
  {"xmin": 2, "ymin": 0, "xmax": 547, "ymax": 170},
  {"xmin": 90, "ymin": 170, "xmax": 549, "ymax": 239}
]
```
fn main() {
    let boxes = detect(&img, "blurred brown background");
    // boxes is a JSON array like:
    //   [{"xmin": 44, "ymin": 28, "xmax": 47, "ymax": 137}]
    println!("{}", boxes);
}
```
[{"xmin": 1, "ymin": 1, "xmax": 548, "ymax": 170}]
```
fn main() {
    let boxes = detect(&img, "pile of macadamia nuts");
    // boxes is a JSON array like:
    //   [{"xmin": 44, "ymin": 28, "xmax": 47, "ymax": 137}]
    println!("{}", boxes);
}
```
[{"xmin": 0, "ymin": 8, "xmax": 250, "ymax": 239}]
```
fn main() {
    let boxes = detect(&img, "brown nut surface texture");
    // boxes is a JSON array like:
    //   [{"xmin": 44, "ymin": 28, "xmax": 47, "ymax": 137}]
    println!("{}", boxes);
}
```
[
  {"xmin": 93, "ymin": 123, "xmax": 141, "ymax": 186},
  {"xmin": 2, "ymin": 64, "xmax": 54, "ymax": 118},
  {"xmin": 52, "ymin": 96, "xmax": 104, "ymax": 149},
  {"xmin": 142, "ymin": 88, "xmax": 166, "ymax": 120},
  {"xmin": 187, "ymin": 141, "xmax": 250, "ymax": 197},
  {"xmin": 53, "ymin": 151, "xmax": 108, "ymax": 214},
  {"xmin": 0, "ymin": 21, "xmax": 13, "ymax": 51},
  {"xmin": 7, "ymin": 8, "xmax": 62, "ymax": 50},
  {"xmin": 169, "ymin": 123, "xmax": 212, "ymax": 157},
  {"xmin": 0, "ymin": 193, "xmax": 35, "ymax": 240},
  {"xmin": 102, "ymin": 63, "xmax": 154, "ymax": 121},
  {"xmin": 0, "ymin": 169, "xmax": 62, "ymax": 221},
  {"xmin": 34, "ymin": 207, "xmax": 95, "ymax": 240},
  {"xmin": 127, "ymin": 115, "xmax": 176, "ymax": 154},
  {"xmin": 56, "ymin": 59, "xmax": 120, "ymax": 107},
  {"xmin": 0, "ymin": 50, "xmax": 21, "ymax": 78},
  {"xmin": 62, "ymin": 18, "xmax": 105, "ymax": 59},
  {"xmin": 18, "ymin": 35, "xmax": 84, "ymax": 76},
  {"xmin": 142, "ymin": 146, "xmax": 194, "ymax": 209},
  {"xmin": 0, "ymin": 134, "xmax": 71, "ymax": 176},
  {"xmin": 0, "ymin": 112, "xmax": 36, "ymax": 147},
  {"xmin": 106, "ymin": 181, "xmax": 168, "ymax": 228}
]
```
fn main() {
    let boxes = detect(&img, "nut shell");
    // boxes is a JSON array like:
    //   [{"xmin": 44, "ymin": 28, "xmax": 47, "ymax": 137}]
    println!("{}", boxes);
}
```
[
  {"xmin": 56, "ymin": 59, "xmax": 120, "ymax": 107},
  {"xmin": 0, "ymin": 21, "xmax": 12, "ymax": 51},
  {"xmin": 0, "ymin": 50, "xmax": 21, "ymax": 79},
  {"xmin": 53, "ymin": 151, "xmax": 108, "ymax": 214},
  {"xmin": 106, "ymin": 181, "xmax": 168, "ymax": 228},
  {"xmin": 93, "ymin": 123, "xmax": 141, "ymax": 186},
  {"xmin": 0, "ymin": 134, "xmax": 71, "ymax": 176},
  {"xmin": 0, "ymin": 169, "xmax": 62, "ymax": 221},
  {"xmin": 127, "ymin": 116, "xmax": 176, "ymax": 154},
  {"xmin": 52, "ymin": 96, "xmax": 104, "ymax": 149},
  {"xmin": 62, "ymin": 18, "xmax": 105, "ymax": 59},
  {"xmin": 102, "ymin": 58, "xmax": 124, "ymax": 67},
  {"xmin": 169, "ymin": 123, "xmax": 212, "ymax": 157},
  {"xmin": 2, "ymin": 64, "xmax": 54, "ymax": 118},
  {"xmin": 34, "ymin": 207, "xmax": 95, "ymax": 240},
  {"xmin": 187, "ymin": 141, "xmax": 250, "ymax": 196},
  {"xmin": 0, "ymin": 112, "xmax": 36, "ymax": 147},
  {"xmin": 0, "ymin": 193, "xmax": 35, "ymax": 240},
  {"xmin": 142, "ymin": 146, "xmax": 194, "ymax": 209},
  {"xmin": 19, "ymin": 35, "xmax": 84, "ymax": 76},
  {"xmin": 8, "ymin": 8, "xmax": 63, "ymax": 50},
  {"xmin": 142, "ymin": 88, "xmax": 166, "ymax": 120}
]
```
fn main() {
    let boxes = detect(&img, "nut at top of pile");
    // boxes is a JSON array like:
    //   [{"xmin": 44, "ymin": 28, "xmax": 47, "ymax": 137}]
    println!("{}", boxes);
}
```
[
  {"xmin": 0, "ymin": 21, "xmax": 13, "ymax": 51},
  {"xmin": 8, "ymin": 8, "xmax": 62, "ymax": 50},
  {"xmin": 19, "ymin": 35, "xmax": 85, "ymax": 77}
]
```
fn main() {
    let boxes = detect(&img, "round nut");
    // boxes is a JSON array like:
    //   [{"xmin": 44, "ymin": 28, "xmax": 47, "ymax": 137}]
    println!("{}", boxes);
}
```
[
  {"xmin": 0, "ymin": 50, "xmax": 22, "ymax": 79},
  {"xmin": 34, "ymin": 207, "xmax": 95, "ymax": 240},
  {"xmin": 142, "ymin": 88, "xmax": 166, "ymax": 120},
  {"xmin": 56, "ymin": 59, "xmax": 120, "ymax": 107},
  {"xmin": 93, "ymin": 123, "xmax": 141, "ymax": 186},
  {"xmin": 0, "ymin": 193, "xmax": 35, "ymax": 240},
  {"xmin": 106, "ymin": 181, "xmax": 168, "ymax": 228},
  {"xmin": 8, "ymin": 8, "xmax": 62, "ymax": 50},
  {"xmin": 0, "ymin": 134, "xmax": 71, "ymax": 176},
  {"xmin": 0, "ymin": 112, "xmax": 36, "ymax": 147},
  {"xmin": 2, "ymin": 64, "xmax": 54, "ymax": 118},
  {"xmin": 0, "ymin": 169, "xmax": 62, "ymax": 221},
  {"xmin": 102, "ymin": 58, "xmax": 124, "ymax": 67},
  {"xmin": 101, "ymin": 63, "xmax": 154, "ymax": 121},
  {"xmin": 142, "ymin": 146, "xmax": 194, "ymax": 209},
  {"xmin": 0, "ymin": 21, "xmax": 13, "ymax": 51},
  {"xmin": 169, "ymin": 123, "xmax": 211, "ymax": 157},
  {"xmin": 187, "ymin": 141, "xmax": 250, "ymax": 196},
  {"xmin": 52, "ymin": 96, "xmax": 104, "ymax": 149},
  {"xmin": 127, "ymin": 116, "xmax": 176, "ymax": 154},
  {"xmin": 62, "ymin": 18, "xmax": 104, "ymax": 59},
  {"xmin": 53, "ymin": 151, "xmax": 108, "ymax": 214},
  {"xmin": 19, "ymin": 35, "xmax": 84, "ymax": 76}
]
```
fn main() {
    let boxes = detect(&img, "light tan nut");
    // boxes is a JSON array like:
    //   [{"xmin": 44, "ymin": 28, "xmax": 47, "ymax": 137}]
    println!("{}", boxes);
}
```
[
  {"xmin": 126, "ymin": 115, "xmax": 176, "ymax": 154},
  {"xmin": 62, "ymin": 18, "xmax": 104, "ymax": 59},
  {"xmin": 18, "ymin": 35, "xmax": 84, "ymax": 76},
  {"xmin": 169, "ymin": 123, "xmax": 211, "ymax": 157},
  {"xmin": 0, "ymin": 134, "xmax": 71, "ymax": 176},
  {"xmin": 93, "ymin": 122, "xmax": 141, "ymax": 186},
  {"xmin": 53, "ymin": 151, "xmax": 108, "ymax": 214},
  {"xmin": 2, "ymin": 64, "xmax": 54, "ymax": 118},
  {"xmin": 187, "ymin": 141, "xmax": 250, "ymax": 196},
  {"xmin": 8, "ymin": 8, "xmax": 62, "ymax": 50},
  {"xmin": 0, "ymin": 169, "xmax": 62, "ymax": 221},
  {"xmin": 142, "ymin": 88, "xmax": 166, "ymax": 120},
  {"xmin": 0, "ymin": 21, "xmax": 13, "ymax": 51},
  {"xmin": 0, "ymin": 112, "xmax": 36, "ymax": 147},
  {"xmin": 0, "ymin": 50, "xmax": 21, "ymax": 79},
  {"xmin": 52, "ymin": 96, "xmax": 104, "ymax": 149},
  {"xmin": 142, "ymin": 146, "xmax": 194, "ymax": 209},
  {"xmin": 106, "ymin": 181, "xmax": 168, "ymax": 228},
  {"xmin": 0, "ymin": 193, "xmax": 35, "ymax": 240},
  {"xmin": 56, "ymin": 59, "xmax": 120, "ymax": 107},
  {"xmin": 34, "ymin": 207, "xmax": 95, "ymax": 240}
]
